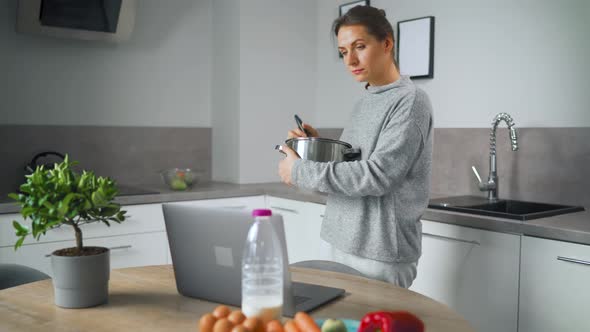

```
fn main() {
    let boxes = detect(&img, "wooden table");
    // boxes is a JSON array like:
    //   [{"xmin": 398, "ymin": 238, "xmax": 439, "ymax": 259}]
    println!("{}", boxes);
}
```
[{"xmin": 0, "ymin": 265, "xmax": 475, "ymax": 331}]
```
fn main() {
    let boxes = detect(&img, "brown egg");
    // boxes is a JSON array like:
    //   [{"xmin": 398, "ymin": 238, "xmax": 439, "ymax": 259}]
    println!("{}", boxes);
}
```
[
  {"xmin": 230, "ymin": 325, "xmax": 250, "ymax": 332},
  {"xmin": 199, "ymin": 313, "xmax": 217, "ymax": 332},
  {"xmin": 213, "ymin": 305, "xmax": 232, "ymax": 319},
  {"xmin": 266, "ymin": 320, "xmax": 285, "ymax": 332},
  {"xmin": 213, "ymin": 318, "xmax": 234, "ymax": 332},
  {"xmin": 284, "ymin": 320, "xmax": 300, "ymax": 332},
  {"xmin": 227, "ymin": 310, "xmax": 246, "ymax": 325},
  {"xmin": 242, "ymin": 317, "xmax": 264, "ymax": 332}
]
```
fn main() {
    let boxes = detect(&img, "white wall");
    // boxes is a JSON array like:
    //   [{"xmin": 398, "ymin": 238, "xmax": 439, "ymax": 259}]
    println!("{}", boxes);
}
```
[
  {"xmin": 211, "ymin": 0, "xmax": 240, "ymax": 183},
  {"xmin": 237, "ymin": 0, "xmax": 318, "ymax": 183},
  {"xmin": 0, "ymin": 0, "xmax": 212, "ymax": 127},
  {"xmin": 313, "ymin": 0, "xmax": 366, "ymax": 128},
  {"xmin": 211, "ymin": 0, "xmax": 318, "ymax": 183},
  {"xmin": 314, "ymin": 0, "xmax": 590, "ymax": 128}
]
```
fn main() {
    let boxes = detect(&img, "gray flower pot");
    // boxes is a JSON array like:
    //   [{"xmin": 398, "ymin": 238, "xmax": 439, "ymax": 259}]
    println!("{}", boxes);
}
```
[{"xmin": 50, "ymin": 247, "xmax": 110, "ymax": 308}]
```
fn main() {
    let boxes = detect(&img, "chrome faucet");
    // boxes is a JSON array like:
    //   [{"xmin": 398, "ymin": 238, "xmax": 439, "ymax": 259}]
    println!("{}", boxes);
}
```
[{"xmin": 472, "ymin": 112, "xmax": 518, "ymax": 202}]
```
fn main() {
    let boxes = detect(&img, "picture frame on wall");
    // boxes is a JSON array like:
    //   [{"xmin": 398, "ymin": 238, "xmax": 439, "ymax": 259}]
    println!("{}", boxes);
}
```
[
  {"xmin": 338, "ymin": 0, "xmax": 370, "ymax": 58},
  {"xmin": 339, "ymin": 0, "xmax": 369, "ymax": 17},
  {"xmin": 397, "ymin": 16, "xmax": 435, "ymax": 79}
]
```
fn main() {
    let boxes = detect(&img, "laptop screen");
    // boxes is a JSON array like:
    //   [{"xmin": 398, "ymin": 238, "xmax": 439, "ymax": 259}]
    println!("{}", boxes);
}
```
[{"xmin": 162, "ymin": 203, "xmax": 344, "ymax": 316}]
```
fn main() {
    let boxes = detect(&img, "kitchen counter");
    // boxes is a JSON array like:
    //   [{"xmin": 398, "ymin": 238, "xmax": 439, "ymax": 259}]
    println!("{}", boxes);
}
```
[{"xmin": 1, "ymin": 181, "xmax": 589, "ymax": 246}]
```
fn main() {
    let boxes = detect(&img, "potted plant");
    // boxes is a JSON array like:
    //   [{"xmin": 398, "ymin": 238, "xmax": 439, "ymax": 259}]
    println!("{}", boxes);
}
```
[{"xmin": 9, "ymin": 155, "xmax": 127, "ymax": 308}]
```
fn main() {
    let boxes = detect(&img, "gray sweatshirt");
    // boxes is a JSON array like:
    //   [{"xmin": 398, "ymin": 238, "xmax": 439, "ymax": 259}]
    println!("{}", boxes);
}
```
[{"xmin": 291, "ymin": 76, "xmax": 433, "ymax": 263}]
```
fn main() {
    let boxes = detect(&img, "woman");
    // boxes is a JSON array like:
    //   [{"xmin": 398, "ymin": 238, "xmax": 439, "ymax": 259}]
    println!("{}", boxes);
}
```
[{"xmin": 278, "ymin": 6, "xmax": 433, "ymax": 288}]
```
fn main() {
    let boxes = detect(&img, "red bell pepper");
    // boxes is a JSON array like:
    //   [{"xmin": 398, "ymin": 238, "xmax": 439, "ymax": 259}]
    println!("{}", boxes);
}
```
[
  {"xmin": 358, "ymin": 311, "xmax": 424, "ymax": 332},
  {"xmin": 358, "ymin": 311, "xmax": 394, "ymax": 332}
]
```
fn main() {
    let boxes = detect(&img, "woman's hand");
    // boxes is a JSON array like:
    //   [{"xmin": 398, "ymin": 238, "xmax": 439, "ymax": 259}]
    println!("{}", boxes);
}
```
[
  {"xmin": 278, "ymin": 145, "xmax": 301, "ymax": 185},
  {"xmin": 287, "ymin": 123, "xmax": 319, "ymax": 139}
]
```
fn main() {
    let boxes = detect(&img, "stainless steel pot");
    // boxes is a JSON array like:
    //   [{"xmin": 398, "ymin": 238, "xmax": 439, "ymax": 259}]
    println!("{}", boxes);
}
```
[{"xmin": 275, "ymin": 137, "xmax": 360, "ymax": 162}]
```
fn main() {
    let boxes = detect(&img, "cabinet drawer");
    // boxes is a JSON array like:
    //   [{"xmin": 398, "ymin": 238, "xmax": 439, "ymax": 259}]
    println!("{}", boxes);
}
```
[
  {"xmin": 0, "ymin": 232, "xmax": 168, "ymax": 276},
  {"xmin": 85, "ymin": 232, "xmax": 168, "ymax": 271},
  {"xmin": 413, "ymin": 220, "xmax": 520, "ymax": 332},
  {"xmin": 0, "ymin": 204, "xmax": 165, "ymax": 248},
  {"xmin": 266, "ymin": 197, "xmax": 325, "ymax": 264},
  {"xmin": 519, "ymin": 236, "xmax": 590, "ymax": 332},
  {"xmin": 305, "ymin": 202, "xmax": 326, "ymax": 218},
  {"xmin": 267, "ymin": 196, "xmax": 304, "ymax": 216},
  {"xmin": 171, "ymin": 196, "xmax": 265, "ymax": 212},
  {"xmin": 0, "ymin": 239, "xmax": 73, "ymax": 275}
]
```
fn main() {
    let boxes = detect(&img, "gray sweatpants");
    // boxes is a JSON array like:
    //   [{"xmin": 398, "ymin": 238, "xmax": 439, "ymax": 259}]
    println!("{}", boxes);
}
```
[{"xmin": 320, "ymin": 239, "xmax": 418, "ymax": 288}]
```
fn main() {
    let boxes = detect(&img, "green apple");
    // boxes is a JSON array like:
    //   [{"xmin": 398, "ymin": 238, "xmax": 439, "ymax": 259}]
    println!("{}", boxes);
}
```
[
  {"xmin": 170, "ymin": 178, "xmax": 187, "ymax": 190},
  {"xmin": 321, "ymin": 319, "xmax": 347, "ymax": 332}
]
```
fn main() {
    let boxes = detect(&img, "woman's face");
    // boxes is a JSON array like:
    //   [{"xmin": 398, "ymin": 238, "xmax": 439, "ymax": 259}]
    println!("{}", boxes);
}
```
[{"xmin": 337, "ymin": 25, "xmax": 393, "ymax": 85}]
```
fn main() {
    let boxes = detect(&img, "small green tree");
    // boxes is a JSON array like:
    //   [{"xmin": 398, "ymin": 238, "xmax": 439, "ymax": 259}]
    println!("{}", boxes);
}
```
[{"xmin": 9, "ymin": 155, "xmax": 127, "ymax": 253}]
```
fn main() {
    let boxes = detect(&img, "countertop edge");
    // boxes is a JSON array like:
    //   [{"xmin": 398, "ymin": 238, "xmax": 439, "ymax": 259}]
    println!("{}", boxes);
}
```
[{"xmin": 2, "ymin": 182, "xmax": 589, "ymax": 246}]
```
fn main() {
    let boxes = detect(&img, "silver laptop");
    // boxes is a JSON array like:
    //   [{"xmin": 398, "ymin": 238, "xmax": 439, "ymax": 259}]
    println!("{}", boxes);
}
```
[{"xmin": 162, "ymin": 203, "xmax": 345, "ymax": 316}]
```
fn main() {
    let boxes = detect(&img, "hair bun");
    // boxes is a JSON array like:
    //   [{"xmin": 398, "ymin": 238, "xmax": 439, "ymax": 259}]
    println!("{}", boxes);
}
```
[{"xmin": 378, "ymin": 9, "xmax": 386, "ymax": 17}]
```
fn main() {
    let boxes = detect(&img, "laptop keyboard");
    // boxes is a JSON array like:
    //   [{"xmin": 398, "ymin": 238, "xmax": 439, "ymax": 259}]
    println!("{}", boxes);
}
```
[
  {"xmin": 293, "ymin": 295, "xmax": 310, "ymax": 305},
  {"xmin": 291, "ymin": 282, "xmax": 312, "ymax": 305}
]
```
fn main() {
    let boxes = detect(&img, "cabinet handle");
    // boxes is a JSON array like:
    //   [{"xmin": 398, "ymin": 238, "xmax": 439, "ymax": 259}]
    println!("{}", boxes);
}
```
[
  {"xmin": 221, "ymin": 205, "xmax": 247, "ymax": 209},
  {"xmin": 45, "ymin": 245, "xmax": 132, "ymax": 257},
  {"xmin": 320, "ymin": 214, "xmax": 325, "ymax": 218},
  {"xmin": 422, "ymin": 232, "xmax": 480, "ymax": 246},
  {"xmin": 557, "ymin": 256, "xmax": 590, "ymax": 266},
  {"xmin": 270, "ymin": 206, "xmax": 299, "ymax": 214},
  {"xmin": 110, "ymin": 245, "xmax": 133, "ymax": 251}
]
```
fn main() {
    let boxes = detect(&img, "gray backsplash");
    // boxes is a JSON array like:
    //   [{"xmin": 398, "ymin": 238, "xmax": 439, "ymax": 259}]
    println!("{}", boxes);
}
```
[
  {"xmin": 3, "ymin": 125, "xmax": 588, "ymax": 208},
  {"xmin": 319, "ymin": 127, "xmax": 590, "ymax": 207},
  {"xmin": 0, "ymin": 125, "xmax": 211, "ymax": 199}
]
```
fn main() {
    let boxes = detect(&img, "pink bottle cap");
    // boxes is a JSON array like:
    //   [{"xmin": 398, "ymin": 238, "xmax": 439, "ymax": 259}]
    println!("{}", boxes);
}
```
[{"xmin": 252, "ymin": 209, "xmax": 272, "ymax": 217}]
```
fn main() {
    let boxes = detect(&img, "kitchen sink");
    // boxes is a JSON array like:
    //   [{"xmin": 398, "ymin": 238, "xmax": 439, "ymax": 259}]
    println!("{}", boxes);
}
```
[{"xmin": 428, "ymin": 195, "xmax": 585, "ymax": 220}]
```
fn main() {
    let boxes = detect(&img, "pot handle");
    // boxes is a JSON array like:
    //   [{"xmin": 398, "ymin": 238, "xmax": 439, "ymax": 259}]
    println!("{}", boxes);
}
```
[
  {"xmin": 275, "ymin": 145, "xmax": 287, "ymax": 156},
  {"xmin": 275, "ymin": 144, "xmax": 303, "ymax": 158},
  {"xmin": 343, "ymin": 148, "xmax": 361, "ymax": 160}
]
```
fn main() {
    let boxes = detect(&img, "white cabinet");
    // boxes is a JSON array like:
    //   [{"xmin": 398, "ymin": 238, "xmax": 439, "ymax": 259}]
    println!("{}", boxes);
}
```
[
  {"xmin": 170, "ymin": 195, "xmax": 266, "ymax": 212},
  {"xmin": 0, "ymin": 203, "xmax": 165, "ymax": 248},
  {"xmin": 266, "ymin": 196, "xmax": 324, "ymax": 264},
  {"xmin": 0, "ymin": 203, "xmax": 168, "ymax": 274},
  {"xmin": 86, "ymin": 232, "xmax": 169, "ymax": 271},
  {"xmin": 0, "ymin": 232, "xmax": 168, "ymax": 276},
  {"xmin": 0, "ymin": 239, "xmax": 74, "ymax": 275},
  {"xmin": 267, "ymin": 196, "xmax": 307, "ymax": 264},
  {"xmin": 519, "ymin": 236, "xmax": 590, "ymax": 332},
  {"xmin": 305, "ymin": 202, "xmax": 326, "ymax": 261},
  {"xmin": 410, "ymin": 220, "xmax": 520, "ymax": 332}
]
